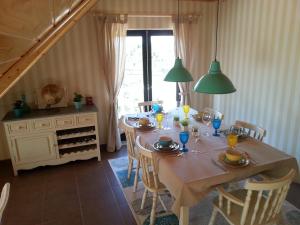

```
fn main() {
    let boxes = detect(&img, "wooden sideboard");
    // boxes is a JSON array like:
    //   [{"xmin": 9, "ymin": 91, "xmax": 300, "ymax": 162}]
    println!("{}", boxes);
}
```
[{"xmin": 2, "ymin": 105, "xmax": 101, "ymax": 175}]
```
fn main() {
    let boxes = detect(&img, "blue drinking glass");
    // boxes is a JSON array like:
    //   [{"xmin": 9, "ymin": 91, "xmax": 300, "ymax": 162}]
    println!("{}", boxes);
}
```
[
  {"xmin": 212, "ymin": 118, "xmax": 222, "ymax": 136},
  {"xmin": 152, "ymin": 104, "xmax": 162, "ymax": 114},
  {"xmin": 179, "ymin": 131, "xmax": 190, "ymax": 152}
]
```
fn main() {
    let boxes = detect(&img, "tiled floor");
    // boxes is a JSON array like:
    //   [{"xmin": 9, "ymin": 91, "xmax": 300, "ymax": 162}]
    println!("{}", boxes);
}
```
[
  {"xmin": 0, "ymin": 146, "xmax": 299, "ymax": 225},
  {"xmin": 0, "ymin": 146, "xmax": 137, "ymax": 225}
]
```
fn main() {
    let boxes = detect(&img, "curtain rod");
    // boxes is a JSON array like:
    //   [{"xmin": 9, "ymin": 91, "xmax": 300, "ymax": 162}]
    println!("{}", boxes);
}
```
[{"xmin": 91, "ymin": 10, "xmax": 201, "ymax": 18}]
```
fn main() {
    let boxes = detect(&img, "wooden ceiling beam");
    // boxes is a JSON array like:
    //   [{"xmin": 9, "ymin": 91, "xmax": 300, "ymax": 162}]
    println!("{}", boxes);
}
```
[
  {"xmin": 0, "ymin": 0, "xmax": 97, "ymax": 98},
  {"xmin": 181, "ymin": 0, "xmax": 217, "ymax": 1}
]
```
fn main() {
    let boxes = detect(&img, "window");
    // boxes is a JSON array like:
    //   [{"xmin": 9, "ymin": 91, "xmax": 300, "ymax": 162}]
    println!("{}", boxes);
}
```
[{"xmin": 118, "ymin": 30, "xmax": 177, "ymax": 116}]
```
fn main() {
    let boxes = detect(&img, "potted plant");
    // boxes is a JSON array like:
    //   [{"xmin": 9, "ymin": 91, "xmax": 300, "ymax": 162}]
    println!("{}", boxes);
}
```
[
  {"xmin": 13, "ymin": 100, "xmax": 23, "ymax": 118},
  {"xmin": 73, "ymin": 92, "xmax": 83, "ymax": 110},
  {"xmin": 173, "ymin": 115, "xmax": 180, "ymax": 126},
  {"xmin": 180, "ymin": 119, "xmax": 189, "ymax": 131}
]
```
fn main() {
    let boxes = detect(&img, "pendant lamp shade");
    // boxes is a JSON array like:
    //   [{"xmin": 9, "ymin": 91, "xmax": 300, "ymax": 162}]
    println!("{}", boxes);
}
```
[
  {"xmin": 193, "ymin": 60, "xmax": 236, "ymax": 94},
  {"xmin": 164, "ymin": 57, "xmax": 193, "ymax": 82},
  {"xmin": 193, "ymin": 0, "xmax": 236, "ymax": 95}
]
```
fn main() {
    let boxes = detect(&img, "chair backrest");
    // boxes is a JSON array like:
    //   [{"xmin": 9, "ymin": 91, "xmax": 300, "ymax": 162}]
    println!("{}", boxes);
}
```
[
  {"xmin": 240, "ymin": 169, "xmax": 295, "ymax": 225},
  {"xmin": 203, "ymin": 107, "xmax": 224, "ymax": 120},
  {"xmin": 0, "ymin": 183, "xmax": 10, "ymax": 222},
  {"xmin": 235, "ymin": 120, "xmax": 266, "ymax": 141},
  {"xmin": 138, "ymin": 100, "xmax": 163, "ymax": 113},
  {"xmin": 120, "ymin": 117, "xmax": 137, "ymax": 158},
  {"xmin": 135, "ymin": 136, "xmax": 160, "ymax": 189}
]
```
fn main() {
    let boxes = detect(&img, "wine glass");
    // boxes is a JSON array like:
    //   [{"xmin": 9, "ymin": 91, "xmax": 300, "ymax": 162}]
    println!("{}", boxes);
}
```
[
  {"xmin": 202, "ymin": 112, "xmax": 213, "ymax": 136},
  {"xmin": 179, "ymin": 131, "xmax": 189, "ymax": 152},
  {"xmin": 156, "ymin": 113, "xmax": 164, "ymax": 129},
  {"xmin": 227, "ymin": 134, "xmax": 238, "ymax": 149},
  {"xmin": 191, "ymin": 126, "xmax": 199, "ymax": 137},
  {"xmin": 212, "ymin": 117, "xmax": 222, "ymax": 136},
  {"xmin": 182, "ymin": 105, "xmax": 190, "ymax": 119},
  {"xmin": 163, "ymin": 112, "xmax": 171, "ymax": 130},
  {"xmin": 191, "ymin": 126, "xmax": 201, "ymax": 144}
]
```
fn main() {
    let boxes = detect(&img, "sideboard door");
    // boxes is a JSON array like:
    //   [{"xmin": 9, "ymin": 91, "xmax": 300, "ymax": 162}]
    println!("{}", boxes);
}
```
[{"xmin": 10, "ymin": 133, "xmax": 57, "ymax": 165}]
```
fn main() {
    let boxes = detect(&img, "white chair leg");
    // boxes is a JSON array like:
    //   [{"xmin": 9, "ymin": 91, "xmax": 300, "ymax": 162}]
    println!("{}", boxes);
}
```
[
  {"xmin": 141, "ymin": 189, "xmax": 148, "ymax": 210},
  {"xmin": 127, "ymin": 158, "xmax": 133, "ymax": 179},
  {"xmin": 158, "ymin": 195, "xmax": 167, "ymax": 211},
  {"xmin": 150, "ymin": 192, "xmax": 158, "ymax": 225},
  {"xmin": 208, "ymin": 207, "xmax": 218, "ymax": 225},
  {"xmin": 133, "ymin": 159, "xmax": 140, "ymax": 192}
]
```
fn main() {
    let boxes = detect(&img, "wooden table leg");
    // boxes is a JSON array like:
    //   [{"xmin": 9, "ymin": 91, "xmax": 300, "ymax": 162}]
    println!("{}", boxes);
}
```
[{"xmin": 179, "ymin": 206, "xmax": 189, "ymax": 225}]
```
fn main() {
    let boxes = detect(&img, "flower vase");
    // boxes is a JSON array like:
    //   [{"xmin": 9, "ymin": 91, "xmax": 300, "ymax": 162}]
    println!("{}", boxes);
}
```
[
  {"xmin": 14, "ymin": 108, "xmax": 23, "ymax": 118},
  {"xmin": 174, "ymin": 121, "xmax": 180, "ymax": 127},
  {"xmin": 74, "ymin": 101, "xmax": 82, "ymax": 110},
  {"xmin": 181, "ymin": 126, "xmax": 189, "ymax": 132}
]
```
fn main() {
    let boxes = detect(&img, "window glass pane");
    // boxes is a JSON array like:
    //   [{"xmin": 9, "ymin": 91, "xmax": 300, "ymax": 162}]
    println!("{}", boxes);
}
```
[
  {"xmin": 151, "ymin": 35, "xmax": 176, "ymax": 111},
  {"xmin": 118, "ymin": 36, "xmax": 144, "ymax": 116}
]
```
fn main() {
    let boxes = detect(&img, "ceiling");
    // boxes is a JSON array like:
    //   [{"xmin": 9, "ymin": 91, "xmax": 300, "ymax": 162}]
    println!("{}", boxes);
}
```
[
  {"xmin": 0, "ymin": 0, "xmax": 84, "ymax": 77},
  {"xmin": 0, "ymin": 0, "xmax": 97, "ymax": 97}
]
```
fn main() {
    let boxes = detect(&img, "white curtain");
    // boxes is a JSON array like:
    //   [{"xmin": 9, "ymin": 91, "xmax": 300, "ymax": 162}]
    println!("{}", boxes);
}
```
[
  {"xmin": 95, "ymin": 15, "xmax": 127, "ymax": 152},
  {"xmin": 173, "ymin": 15, "xmax": 199, "ymax": 105}
]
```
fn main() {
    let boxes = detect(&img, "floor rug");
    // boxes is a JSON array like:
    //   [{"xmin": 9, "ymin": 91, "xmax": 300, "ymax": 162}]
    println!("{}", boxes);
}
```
[{"xmin": 109, "ymin": 156, "xmax": 300, "ymax": 225}]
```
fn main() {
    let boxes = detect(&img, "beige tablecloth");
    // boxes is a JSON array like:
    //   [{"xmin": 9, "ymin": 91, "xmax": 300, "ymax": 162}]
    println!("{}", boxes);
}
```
[{"xmin": 126, "ymin": 114, "xmax": 298, "ymax": 216}]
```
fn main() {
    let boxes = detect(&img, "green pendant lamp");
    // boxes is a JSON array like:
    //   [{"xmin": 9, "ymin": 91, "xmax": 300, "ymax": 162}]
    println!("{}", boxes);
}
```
[
  {"xmin": 164, "ymin": 57, "xmax": 193, "ymax": 82},
  {"xmin": 164, "ymin": 0, "xmax": 193, "ymax": 83},
  {"xmin": 193, "ymin": 0, "xmax": 236, "ymax": 94}
]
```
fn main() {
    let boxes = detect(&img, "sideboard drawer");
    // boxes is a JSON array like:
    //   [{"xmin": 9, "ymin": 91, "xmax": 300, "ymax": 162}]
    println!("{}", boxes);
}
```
[
  {"xmin": 7, "ymin": 121, "xmax": 29, "ymax": 134},
  {"xmin": 76, "ymin": 114, "xmax": 96, "ymax": 126},
  {"xmin": 32, "ymin": 119, "xmax": 52, "ymax": 130},
  {"xmin": 55, "ymin": 116, "xmax": 75, "ymax": 128}
]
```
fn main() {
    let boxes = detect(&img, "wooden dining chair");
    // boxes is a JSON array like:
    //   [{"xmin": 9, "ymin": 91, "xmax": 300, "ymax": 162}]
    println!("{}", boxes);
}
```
[
  {"xmin": 119, "ymin": 116, "xmax": 140, "ymax": 192},
  {"xmin": 209, "ymin": 169, "xmax": 295, "ymax": 225},
  {"xmin": 135, "ymin": 136, "xmax": 168, "ymax": 225},
  {"xmin": 235, "ymin": 120, "xmax": 266, "ymax": 141},
  {"xmin": 138, "ymin": 100, "xmax": 163, "ymax": 113},
  {"xmin": 0, "ymin": 183, "xmax": 10, "ymax": 222}
]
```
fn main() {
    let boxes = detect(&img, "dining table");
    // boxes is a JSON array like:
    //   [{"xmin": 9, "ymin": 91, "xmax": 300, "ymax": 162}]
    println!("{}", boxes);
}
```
[{"xmin": 125, "ymin": 108, "xmax": 298, "ymax": 225}]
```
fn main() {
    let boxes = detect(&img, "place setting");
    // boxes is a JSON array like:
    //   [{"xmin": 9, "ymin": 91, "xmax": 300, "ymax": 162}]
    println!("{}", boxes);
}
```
[
  {"xmin": 152, "ymin": 136, "xmax": 180, "ymax": 153},
  {"xmin": 132, "ymin": 117, "xmax": 156, "ymax": 131},
  {"xmin": 211, "ymin": 132, "xmax": 255, "ymax": 170}
]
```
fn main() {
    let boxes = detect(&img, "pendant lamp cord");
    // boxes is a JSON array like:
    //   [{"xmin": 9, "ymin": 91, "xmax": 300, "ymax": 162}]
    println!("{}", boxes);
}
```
[
  {"xmin": 176, "ymin": 0, "xmax": 180, "ymax": 58},
  {"xmin": 214, "ymin": 0, "xmax": 220, "ymax": 61}
]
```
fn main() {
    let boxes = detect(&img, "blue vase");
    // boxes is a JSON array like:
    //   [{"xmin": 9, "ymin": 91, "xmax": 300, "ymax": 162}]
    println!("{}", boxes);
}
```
[
  {"xmin": 21, "ymin": 94, "xmax": 31, "ymax": 114},
  {"xmin": 14, "ymin": 108, "xmax": 23, "ymax": 118},
  {"xmin": 74, "ymin": 101, "xmax": 82, "ymax": 110}
]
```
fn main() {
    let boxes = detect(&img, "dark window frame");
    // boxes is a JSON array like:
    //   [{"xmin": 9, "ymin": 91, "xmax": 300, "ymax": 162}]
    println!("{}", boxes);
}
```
[{"xmin": 127, "ymin": 30, "xmax": 179, "ymax": 104}]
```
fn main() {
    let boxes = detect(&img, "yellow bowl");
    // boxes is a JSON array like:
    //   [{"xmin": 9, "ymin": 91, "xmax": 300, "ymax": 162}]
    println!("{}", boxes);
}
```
[{"xmin": 225, "ymin": 150, "xmax": 242, "ymax": 162}]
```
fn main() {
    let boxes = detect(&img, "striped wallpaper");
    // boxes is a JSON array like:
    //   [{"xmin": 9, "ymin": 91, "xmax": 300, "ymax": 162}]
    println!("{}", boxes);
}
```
[
  {"xmin": 1, "ymin": 0, "xmax": 299, "ymax": 165},
  {"xmin": 0, "ymin": 0, "xmax": 215, "ymax": 160},
  {"xmin": 215, "ymin": 0, "xmax": 300, "ymax": 163}
]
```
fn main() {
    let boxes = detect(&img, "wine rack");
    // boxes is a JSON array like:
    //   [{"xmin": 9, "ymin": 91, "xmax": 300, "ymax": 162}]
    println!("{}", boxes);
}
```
[{"xmin": 57, "ymin": 127, "xmax": 98, "ymax": 157}]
